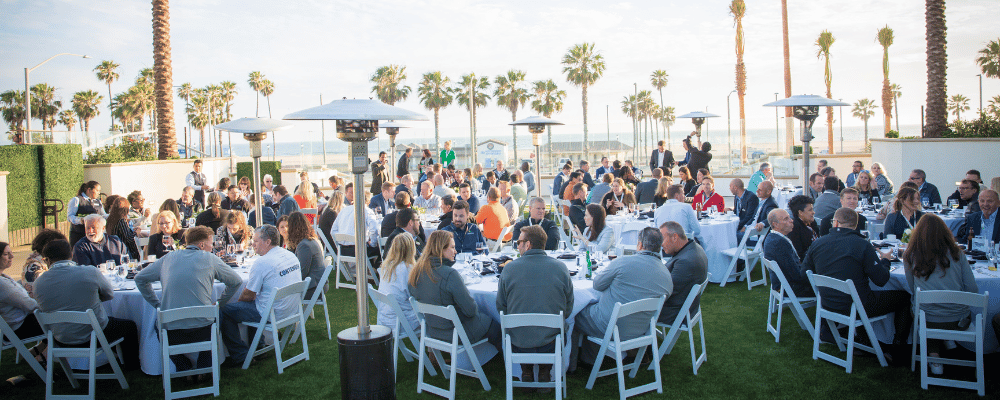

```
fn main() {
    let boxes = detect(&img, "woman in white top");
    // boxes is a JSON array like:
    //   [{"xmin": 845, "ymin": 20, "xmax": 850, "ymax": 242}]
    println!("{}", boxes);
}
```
[
  {"xmin": 376, "ymin": 233, "xmax": 420, "ymax": 332},
  {"xmin": 575, "ymin": 204, "xmax": 615, "ymax": 253}
]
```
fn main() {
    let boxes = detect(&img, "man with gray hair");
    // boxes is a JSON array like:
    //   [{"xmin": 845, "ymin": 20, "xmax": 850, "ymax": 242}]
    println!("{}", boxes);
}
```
[
  {"xmin": 511, "ymin": 197, "xmax": 561, "ymax": 250},
  {"xmin": 72, "ymin": 214, "xmax": 128, "ymax": 266},
  {"xmin": 746, "ymin": 162, "xmax": 773, "ymax": 193},
  {"xmin": 220, "ymin": 224, "xmax": 302, "ymax": 367},
  {"xmin": 573, "ymin": 227, "xmax": 673, "ymax": 368},
  {"xmin": 658, "ymin": 221, "xmax": 708, "ymax": 325}
]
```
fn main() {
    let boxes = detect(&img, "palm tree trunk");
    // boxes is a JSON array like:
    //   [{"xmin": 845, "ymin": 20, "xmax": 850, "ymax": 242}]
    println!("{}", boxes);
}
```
[
  {"xmin": 434, "ymin": 108, "xmax": 441, "ymax": 157},
  {"xmin": 199, "ymin": 127, "xmax": 205, "ymax": 153},
  {"xmin": 924, "ymin": 0, "xmax": 948, "ymax": 137},
  {"xmin": 152, "ymin": 0, "xmax": 177, "ymax": 159},
  {"xmin": 864, "ymin": 118, "xmax": 869, "ymax": 144},
  {"xmin": 511, "ymin": 110, "xmax": 518, "ymax": 165},
  {"xmin": 781, "ymin": 0, "xmax": 794, "ymax": 155},
  {"xmin": 108, "ymin": 84, "xmax": 115, "ymax": 129},
  {"xmin": 882, "ymin": 81, "xmax": 893, "ymax": 134},
  {"xmin": 826, "ymin": 87, "xmax": 834, "ymax": 154},
  {"xmin": 255, "ymin": 92, "xmax": 260, "ymax": 118},
  {"xmin": 582, "ymin": 84, "xmax": 589, "ymax": 162}
]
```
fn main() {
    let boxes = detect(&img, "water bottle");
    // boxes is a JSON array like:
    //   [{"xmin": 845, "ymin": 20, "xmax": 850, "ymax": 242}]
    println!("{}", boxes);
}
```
[{"xmin": 585, "ymin": 248, "xmax": 593, "ymax": 279}]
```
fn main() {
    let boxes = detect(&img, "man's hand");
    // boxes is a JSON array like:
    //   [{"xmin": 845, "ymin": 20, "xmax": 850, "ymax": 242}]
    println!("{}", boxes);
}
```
[
  {"xmin": 143, "ymin": 208, "xmax": 152, "ymax": 218},
  {"xmin": 202, "ymin": 184, "xmax": 211, "ymax": 192},
  {"xmin": 754, "ymin": 222, "xmax": 764, "ymax": 231}
]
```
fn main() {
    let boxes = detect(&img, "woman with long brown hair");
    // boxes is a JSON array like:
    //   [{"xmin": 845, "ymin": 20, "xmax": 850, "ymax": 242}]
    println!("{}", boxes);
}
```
[
  {"xmin": 574, "ymin": 204, "xmax": 614, "ymax": 253},
  {"xmin": 238, "ymin": 176, "xmax": 254, "ymax": 202},
  {"xmin": 677, "ymin": 166, "xmax": 696, "ymax": 196},
  {"xmin": 277, "ymin": 215, "xmax": 290, "ymax": 248},
  {"xmin": 214, "ymin": 211, "xmax": 252, "ymax": 253},
  {"xmin": 903, "ymin": 214, "xmax": 977, "ymax": 374},
  {"xmin": 286, "ymin": 212, "xmax": 325, "ymax": 299},
  {"xmin": 883, "ymin": 187, "xmax": 923, "ymax": 240},
  {"xmin": 407, "ymin": 230, "xmax": 500, "ymax": 349},
  {"xmin": 107, "ymin": 196, "xmax": 141, "ymax": 260},
  {"xmin": 376, "ymin": 232, "xmax": 419, "ymax": 332},
  {"xmin": 195, "ymin": 192, "xmax": 229, "ymax": 232}
]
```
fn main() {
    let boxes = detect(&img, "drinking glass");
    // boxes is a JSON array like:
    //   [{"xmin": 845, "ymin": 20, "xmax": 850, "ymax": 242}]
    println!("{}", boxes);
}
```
[
  {"xmin": 117, "ymin": 264, "xmax": 128, "ymax": 284},
  {"xmin": 559, "ymin": 241, "xmax": 568, "ymax": 253},
  {"xmin": 922, "ymin": 198, "xmax": 930, "ymax": 209},
  {"xmin": 162, "ymin": 234, "xmax": 173, "ymax": 251},
  {"xmin": 949, "ymin": 199, "xmax": 959, "ymax": 210},
  {"xmin": 476, "ymin": 241, "xmax": 486, "ymax": 254},
  {"xmin": 227, "ymin": 244, "xmax": 237, "ymax": 257}
]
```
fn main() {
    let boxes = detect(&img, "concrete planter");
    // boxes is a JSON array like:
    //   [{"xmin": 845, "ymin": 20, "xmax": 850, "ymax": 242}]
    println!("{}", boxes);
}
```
[
  {"xmin": 83, "ymin": 157, "xmax": 234, "ymax": 207},
  {"xmin": 871, "ymin": 138, "xmax": 1000, "ymax": 194}
]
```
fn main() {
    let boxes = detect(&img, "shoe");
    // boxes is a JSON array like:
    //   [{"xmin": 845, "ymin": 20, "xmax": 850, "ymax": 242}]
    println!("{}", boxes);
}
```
[
  {"xmin": 519, "ymin": 365, "xmax": 536, "ymax": 394},
  {"xmin": 929, "ymin": 362, "xmax": 944, "ymax": 375},
  {"xmin": 222, "ymin": 357, "xmax": 250, "ymax": 369},
  {"xmin": 537, "ymin": 365, "xmax": 553, "ymax": 394}
]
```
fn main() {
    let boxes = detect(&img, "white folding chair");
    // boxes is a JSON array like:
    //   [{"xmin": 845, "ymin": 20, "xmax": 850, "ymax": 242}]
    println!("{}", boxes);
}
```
[
  {"xmin": 650, "ymin": 275, "xmax": 711, "ymax": 375},
  {"xmin": 300, "ymin": 207, "xmax": 318, "ymax": 228},
  {"xmin": 240, "ymin": 279, "xmax": 311, "ymax": 373},
  {"xmin": 501, "ymin": 311, "xmax": 566, "ymax": 400},
  {"xmin": 761, "ymin": 259, "xmax": 816, "ymax": 342},
  {"xmin": 489, "ymin": 225, "xmax": 514, "ymax": 253},
  {"xmin": 910, "ymin": 288, "xmax": 988, "ymax": 396},
  {"xmin": 411, "ymin": 299, "xmax": 493, "ymax": 400},
  {"xmin": 366, "ymin": 284, "xmax": 437, "ymax": 381},
  {"xmin": 805, "ymin": 271, "xmax": 890, "ymax": 373},
  {"xmin": 614, "ymin": 222, "xmax": 647, "ymax": 257},
  {"xmin": 636, "ymin": 203, "xmax": 653, "ymax": 212},
  {"xmin": 719, "ymin": 227, "xmax": 769, "ymax": 289},
  {"xmin": 314, "ymin": 225, "xmax": 337, "ymax": 259},
  {"xmin": 298, "ymin": 263, "xmax": 335, "ymax": 341},
  {"xmin": 34, "ymin": 309, "xmax": 129, "ymax": 399},
  {"xmin": 135, "ymin": 237, "xmax": 150, "ymax": 255},
  {"xmin": 333, "ymin": 233, "xmax": 379, "ymax": 290},
  {"xmin": 158, "ymin": 305, "xmax": 221, "ymax": 400},
  {"xmin": 559, "ymin": 215, "xmax": 578, "ymax": 251},
  {"xmin": 378, "ymin": 236, "xmax": 389, "ymax": 258},
  {"xmin": 584, "ymin": 296, "xmax": 666, "ymax": 400},
  {"xmin": 0, "ymin": 315, "xmax": 46, "ymax": 380}
]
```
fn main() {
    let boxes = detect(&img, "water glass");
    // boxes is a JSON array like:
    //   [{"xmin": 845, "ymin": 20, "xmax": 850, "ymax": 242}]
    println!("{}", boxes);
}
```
[
  {"xmin": 922, "ymin": 197, "xmax": 931, "ymax": 209},
  {"xmin": 476, "ymin": 241, "xmax": 486, "ymax": 254},
  {"xmin": 559, "ymin": 241, "xmax": 568, "ymax": 253},
  {"xmin": 227, "ymin": 244, "xmax": 237, "ymax": 256}
]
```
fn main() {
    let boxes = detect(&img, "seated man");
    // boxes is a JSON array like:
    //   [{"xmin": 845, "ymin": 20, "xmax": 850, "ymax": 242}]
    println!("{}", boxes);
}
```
[
  {"xmin": 819, "ymin": 188, "xmax": 868, "ymax": 236},
  {"xmin": 381, "ymin": 191, "xmax": 413, "ymax": 238},
  {"xmin": 476, "ymin": 187, "xmax": 513, "ymax": 242},
  {"xmin": 369, "ymin": 182, "xmax": 395, "ymax": 217},
  {"xmin": 692, "ymin": 176, "xmax": 724, "ymax": 212},
  {"xmin": 573, "ymin": 227, "xmax": 672, "ymax": 367},
  {"xmin": 634, "ymin": 167, "xmax": 662, "ymax": 205},
  {"xmin": 221, "ymin": 185, "xmax": 249, "ymax": 212},
  {"xmin": 437, "ymin": 195, "xmax": 455, "ymax": 231},
  {"xmin": 433, "ymin": 174, "xmax": 458, "ymax": 199},
  {"xmin": 762, "ymin": 209, "xmax": 813, "ymax": 298},
  {"xmin": 813, "ymin": 176, "xmax": 842, "ymax": 221},
  {"xmin": 247, "ymin": 194, "xmax": 276, "ymax": 228},
  {"xmin": 34, "ymin": 239, "xmax": 140, "ymax": 370},
  {"xmin": 802, "ymin": 208, "xmax": 911, "ymax": 352},
  {"xmin": 654, "ymin": 185, "xmax": 702, "ymax": 244},
  {"xmin": 177, "ymin": 186, "xmax": 205, "ymax": 223},
  {"xmin": 498, "ymin": 181, "xmax": 517, "ymax": 224},
  {"xmin": 738, "ymin": 181, "xmax": 778, "ymax": 244},
  {"xmin": 588, "ymin": 173, "xmax": 614, "ymax": 205},
  {"xmin": 746, "ymin": 162, "xmax": 774, "ymax": 194},
  {"xmin": 910, "ymin": 168, "xmax": 942, "ymax": 206},
  {"xmin": 458, "ymin": 183, "xmax": 481, "ymax": 214},
  {"xmin": 273, "ymin": 185, "xmax": 300, "ymax": 217},
  {"xmin": 962, "ymin": 189, "xmax": 1000, "ymax": 244},
  {"xmin": 658, "ymin": 221, "xmax": 708, "ymax": 324},
  {"xmin": 395, "ymin": 174, "xmax": 415, "ymax": 199},
  {"xmin": 385, "ymin": 208, "xmax": 426, "ymax": 257},
  {"xmin": 442, "ymin": 200, "xmax": 488, "ymax": 255},
  {"xmin": 496, "ymin": 225, "xmax": 573, "ymax": 387},
  {"xmin": 220, "ymin": 225, "xmax": 302, "ymax": 366},
  {"xmin": 414, "ymin": 180, "xmax": 442, "ymax": 211},
  {"xmin": 331, "ymin": 191, "xmax": 381, "ymax": 259},
  {"xmin": 819, "ymin": 167, "xmax": 846, "ymax": 193},
  {"xmin": 134, "ymin": 226, "xmax": 243, "ymax": 371},
  {"xmin": 729, "ymin": 178, "xmax": 758, "ymax": 230},
  {"xmin": 72, "ymin": 214, "xmax": 128, "ymax": 266},
  {"xmin": 568, "ymin": 183, "xmax": 589, "ymax": 234},
  {"xmin": 947, "ymin": 179, "xmax": 982, "ymax": 213},
  {"xmin": 511, "ymin": 197, "xmax": 562, "ymax": 251}
]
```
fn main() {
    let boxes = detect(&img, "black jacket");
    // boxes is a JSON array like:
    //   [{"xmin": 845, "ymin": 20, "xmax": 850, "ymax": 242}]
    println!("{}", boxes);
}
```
[
  {"xmin": 569, "ymin": 199, "xmax": 588, "ymax": 234},
  {"xmin": 787, "ymin": 218, "xmax": 819, "ymax": 262},
  {"xmin": 735, "ymin": 190, "xmax": 759, "ymax": 229},
  {"xmin": 819, "ymin": 214, "xmax": 868, "ymax": 236},
  {"xmin": 511, "ymin": 217, "xmax": 561, "ymax": 251},
  {"xmin": 649, "ymin": 149, "xmax": 675, "ymax": 172},
  {"xmin": 397, "ymin": 153, "xmax": 409, "ymax": 178},
  {"xmin": 802, "ymin": 227, "xmax": 891, "ymax": 312}
]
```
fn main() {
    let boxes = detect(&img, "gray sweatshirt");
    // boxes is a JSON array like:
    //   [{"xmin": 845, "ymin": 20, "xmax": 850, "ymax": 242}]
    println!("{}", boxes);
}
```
[{"xmin": 135, "ymin": 246, "xmax": 243, "ymax": 329}]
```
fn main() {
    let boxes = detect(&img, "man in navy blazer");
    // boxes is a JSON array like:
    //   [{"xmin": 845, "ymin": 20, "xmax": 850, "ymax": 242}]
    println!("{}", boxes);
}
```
[
  {"xmin": 369, "ymin": 182, "xmax": 395, "ymax": 217},
  {"xmin": 961, "ymin": 189, "xmax": 999, "ymax": 244},
  {"xmin": 649, "ymin": 140, "xmax": 675, "ymax": 175},
  {"xmin": 762, "ymin": 209, "xmax": 813, "ymax": 297},
  {"xmin": 738, "ymin": 181, "xmax": 778, "ymax": 243},
  {"xmin": 729, "ymin": 178, "xmax": 758, "ymax": 230},
  {"xmin": 634, "ymin": 168, "xmax": 662, "ymax": 204},
  {"xmin": 909, "ymin": 169, "xmax": 942, "ymax": 206}
]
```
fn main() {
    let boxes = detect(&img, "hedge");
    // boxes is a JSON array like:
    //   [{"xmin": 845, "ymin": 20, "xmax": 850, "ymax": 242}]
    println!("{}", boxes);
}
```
[
  {"xmin": 84, "ymin": 140, "xmax": 156, "ymax": 164},
  {"xmin": 39, "ymin": 144, "xmax": 84, "ymax": 221},
  {"xmin": 236, "ymin": 161, "xmax": 282, "ymax": 193},
  {"xmin": 0, "ymin": 146, "xmax": 42, "ymax": 231}
]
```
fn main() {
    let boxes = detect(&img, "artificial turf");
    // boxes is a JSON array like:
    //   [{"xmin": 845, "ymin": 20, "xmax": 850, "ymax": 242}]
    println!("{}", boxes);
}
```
[{"xmin": 1, "ymin": 278, "xmax": 992, "ymax": 399}]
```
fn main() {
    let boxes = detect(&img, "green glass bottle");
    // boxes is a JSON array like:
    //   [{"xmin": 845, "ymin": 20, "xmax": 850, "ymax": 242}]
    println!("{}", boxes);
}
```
[{"xmin": 585, "ymin": 248, "xmax": 593, "ymax": 279}]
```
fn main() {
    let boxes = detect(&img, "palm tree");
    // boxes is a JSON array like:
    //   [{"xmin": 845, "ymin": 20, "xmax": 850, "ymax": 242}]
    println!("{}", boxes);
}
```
[
  {"xmin": 650, "ymin": 70, "xmax": 669, "ymax": 146},
  {"xmin": 948, "ymin": 94, "xmax": 970, "ymax": 121},
  {"xmin": 731, "ymin": 0, "xmax": 749, "ymax": 162},
  {"xmin": 152, "ymin": 0, "xmax": 177, "ymax": 159},
  {"xmin": 1, "ymin": 90, "xmax": 26, "ymax": 135},
  {"xmin": 621, "ymin": 94, "xmax": 639, "ymax": 158},
  {"xmin": 72, "ymin": 90, "xmax": 102, "ymax": 135},
  {"xmin": 852, "ymin": 98, "xmax": 878, "ymax": 144},
  {"xmin": 531, "ymin": 79, "xmax": 565, "ymax": 171},
  {"xmin": 876, "ymin": 26, "xmax": 895, "ymax": 135},
  {"xmin": 976, "ymin": 38, "xmax": 1000, "ymax": 79},
  {"xmin": 925, "ymin": 0, "xmax": 947, "ymax": 137},
  {"xmin": 220, "ymin": 81, "xmax": 238, "ymax": 157},
  {"xmin": 204, "ymin": 84, "xmax": 223, "ymax": 156},
  {"xmin": 815, "ymin": 30, "xmax": 836, "ymax": 153},
  {"xmin": 59, "ymin": 109, "xmax": 77, "ymax": 143},
  {"xmin": 780, "ymin": 0, "xmax": 794, "ymax": 154},
  {"xmin": 369, "ymin": 65, "xmax": 411, "ymax": 105},
  {"xmin": 260, "ymin": 79, "xmax": 276, "ymax": 157},
  {"xmin": 177, "ymin": 82, "xmax": 193, "ymax": 150},
  {"xmin": 31, "ymin": 84, "xmax": 60, "ymax": 141},
  {"xmin": 637, "ymin": 90, "xmax": 655, "ymax": 153},
  {"xmin": 561, "ymin": 43, "xmax": 606, "ymax": 161},
  {"xmin": 890, "ymin": 83, "xmax": 902, "ymax": 132},
  {"xmin": 987, "ymin": 95, "xmax": 1000, "ymax": 120},
  {"xmin": 134, "ymin": 68, "xmax": 157, "ymax": 131},
  {"xmin": 455, "ymin": 73, "xmax": 491, "ymax": 164},
  {"xmin": 94, "ymin": 60, "xmax": 120, "ymax": 128},
  {"xmin": 494, "ymin": 70, "xmax": 529, "ymax": 163},
  {"xmin": 660, "ymin": 106, "xmax": 676, "ymax": 148},
  {"xmin": 187, "ymin": 89, "xmax": 209, "ymax": 152},
  {"xmin": 247, "ymin": 71, "xmax": 264, "ymax": 117},
  {"xmin": 418, "ymin": 71, "xmax": 454, "ymax": 155}
]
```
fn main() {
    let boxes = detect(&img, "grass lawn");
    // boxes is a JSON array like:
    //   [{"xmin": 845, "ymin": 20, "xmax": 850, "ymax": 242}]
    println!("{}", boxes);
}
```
[{"xmin": 1, "ymin": 279, "xmax": 993, "ymax": 399}]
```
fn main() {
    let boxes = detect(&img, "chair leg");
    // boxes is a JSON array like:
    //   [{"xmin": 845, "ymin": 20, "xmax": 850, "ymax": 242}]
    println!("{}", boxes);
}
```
[
  {"xmin": 719, "ymin": 256, "xmax": 739, "ymax": 287},
  {"xmin": 614, "ymin": 342, "xmax": 628, "ymax": 400},
  {"xmin": 243, "ymin": 327, "xmax": 264, "ymax": 370},
  {"xmin": 321, "ymin": 295, "xmax": 332, "ymax": 340}
]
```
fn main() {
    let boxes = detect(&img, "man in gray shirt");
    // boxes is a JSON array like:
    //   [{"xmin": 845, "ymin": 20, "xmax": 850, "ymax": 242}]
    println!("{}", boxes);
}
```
[
  {"xmin": 33, "ymin": 239, "xmax": 140, "ymax": 370},
  {"xmin": 496, "ymin": 225, "xmax": 574, "ymax": 388},
  {"xmin": 573, "ymin": 227, "xmax": 673, "ymax": 366},
  {"xmin": 658, "ymin": 221, "xmax": 708, "ymax": 325},
  {"xmin": 135, "ymin": 226, "xmax": 243, "ymax": 372},
  {"xmin": 813, "ymin": 176, "xmax": 842, "ymax": 221}
]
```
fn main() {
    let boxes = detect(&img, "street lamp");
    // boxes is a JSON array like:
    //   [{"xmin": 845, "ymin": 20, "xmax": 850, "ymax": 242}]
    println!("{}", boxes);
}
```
[
  {"xmin": 838, "ymin": 98, "xmax": 844, "ymax": 153},
  {"xmin": 214, "ymin": 117, "xmax": 294, "ymax": 227},
  {"xmin": 763, "ymin": 95, "xmax": 849, "ymax": 189},
  {"xmin": 24, "ymin": 53, "xmax": 91, "ymax": 144},
  {"xmin": 978, "ymin": 74, "xmax": 983, "ymax": 114},
  {"xmin": 726, "ymin": 90, "xmax": 736, "ymax": 169},
  {"xmin": 380, "ymin": 120, "xmax": 409, "ymax": 171},
  {"xmin": 510, "ymin": 115, "xmax": 564, "ymax": 199},
  {"xmin": 774, "ymin": 93, "xmax": 780, "ymax": 152}
]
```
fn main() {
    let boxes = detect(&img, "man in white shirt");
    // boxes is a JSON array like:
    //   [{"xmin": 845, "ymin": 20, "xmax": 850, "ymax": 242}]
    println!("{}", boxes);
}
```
[
  {"xmin": 331, "ymin": 191, "xmax": 381, "ymax": 259},
  {"xmin": 185, "ymin": 159, "xmax": 211, "ymax": 205},
  {"xmin": 654, "ymin": 185, "xmax": 703, "ymax": 244},
  {"xmin": 433, "ymin": 175, "xmax": 457, "ymax": 199},
  {"xmin": 414, "ymin": 181, "xmax": 441, "ymax": 211},
  {"xmin": 498, "ymin": 180, "xmax": 517, "ymax": 224},
  {"xmin": 220, "ymin": 225, "xmax": 302, "ymax": 367}
]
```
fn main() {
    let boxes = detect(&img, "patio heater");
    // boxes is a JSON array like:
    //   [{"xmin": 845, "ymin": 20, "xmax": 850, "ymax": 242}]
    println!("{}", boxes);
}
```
[
  {"xmin": 380, "ymin": 120, "xmax": 409, "ymax": 172},
  {"xmin": 678, "ymin": 111, "xmax": 719, "ymax": 137},
  {"xmin": 763, "ymin": 95, "xmax": 849, "ymax": 188},
  {"xmin": 214, "ymin": 117, "xmax": 293, "ymax": 227},
  {"xmin": 284, "ymin": 98, "xmax": 427, "ymax": 399},
  {"xmin": 510, "ymin": 115, "xmax": 564, "ymax": 199}
]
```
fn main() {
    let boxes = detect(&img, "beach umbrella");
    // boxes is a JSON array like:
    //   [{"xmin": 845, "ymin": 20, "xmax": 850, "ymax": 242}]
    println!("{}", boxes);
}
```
[
  {"xmin": 510, "ymin": 116, "xmax": 564, "ymax": 198},
  {"xmin": 763, "ymin": 95, "xmax": 850, "ymax": 188},
  {"xmin": 215, "ymin": 117, "xmax": 294, "ymax": 225}
]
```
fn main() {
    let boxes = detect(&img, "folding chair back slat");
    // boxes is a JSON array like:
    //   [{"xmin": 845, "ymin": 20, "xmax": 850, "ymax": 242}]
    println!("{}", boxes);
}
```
[
  {"xmin": 584, "ymin": 296, "xmax": 666, "ymax": 400},
  {"xmin": 366, "ymin": 285, "xmax": 436, "ymax": 381},
  {"xmin": 501, "ymin": 312, "xmax": 566, "ymax": 400},
  {"xmin": 0, "ymin": 315, "xmax": 46, "ymax": 380},
  {"xmin": 806, "ymin": 271, "xmax": 889, "ymax": 373},
  {"xmin": 240, "ymin": 279, "xmax": 311, "ymax": 373},
  {"xmin": 911, "ymin": 288, "xmax": 989, "ymax": 396},
  {"xmin": 158, "ymin": 305, "xmax": 221, "ymax": 399},
  {"xmin": 334, "ymin": 233, "xmax": 378, "ymax": 289},
  {"xmin": 720, "ymin": 227, "xmax": 769, "ymax": 288},
  {"xmin": 652, "ymin": 274, "xmax": 711, "ymax": 375},
  {"xmin": 35, "ymin": 309, "xmax": 129, "ymax": 399},
  {"xmin": 298, "ymin": 263, "xmax": 335, "ymax": 341},
  {"xmin": 761, "ymin": 258, "xmax": 816, "ymax": 342},
  {"xmin": 411, "ymin": 299, "xmax": 493, "ymax": 399}
]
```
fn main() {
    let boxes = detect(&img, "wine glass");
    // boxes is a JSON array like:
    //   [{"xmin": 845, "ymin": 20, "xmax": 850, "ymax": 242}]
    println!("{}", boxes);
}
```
[
  {"xmin": 162, "ymin": 234, "xmax": 173, "ymax": 251},
  {"xmin": 559, "ymin": 241, "xmax": 568, "ymax": 253},
  {"xmin": 922, "ymin": 197, "xmax": 931, "ymax": 209},
  {"xmin": 476, "ymin": 241, "xmax": 486, "ymax": 254},
  {"xmin": 227, "ymin": 243, "xmax": 237, "ymax": 257},
  {"xmin": 949, "ymin": 199, "xmax": 959, "ymax": 210}
]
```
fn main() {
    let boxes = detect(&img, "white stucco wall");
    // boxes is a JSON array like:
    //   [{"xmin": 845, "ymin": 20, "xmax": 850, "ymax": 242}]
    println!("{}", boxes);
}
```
[
  {"xmin": 872, "ymin": 138, "xmax": 1000, "ymax": 196},
  {"xmin": 83, "ymin": 158, "xmax": 233, "ymax": 206}
]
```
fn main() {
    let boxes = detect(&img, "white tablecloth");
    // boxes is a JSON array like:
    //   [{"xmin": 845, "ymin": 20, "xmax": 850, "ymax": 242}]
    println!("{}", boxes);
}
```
[
  {"xmin": 605, "ymin": 215, "xmax": 738, "ymax": 283},
  {"xmin": 865, "ymin": 211, "xmax": 965, "ymax": 240},
  {"xmin": 774, "ymin": 188, "xmax": 798, "ymax": 210}
]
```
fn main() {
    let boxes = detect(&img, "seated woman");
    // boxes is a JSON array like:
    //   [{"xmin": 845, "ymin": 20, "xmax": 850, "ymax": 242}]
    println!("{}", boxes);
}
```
[
  {"xmin": 853, "ymin": 170, "xmax": 882, "ymax": 205},
  {"xmin": 786, "ymin": 195, "xmax": 819, "ymax": 261},
  {"xmin": 149, "ymin": 199, "xmax": 182, "ymax": 236},
  {"xmin": 601, "ymin": 178, "xmax": 637, "ymax": 216},
  {"xmin": 903, "ymin": 214, "xmax": 978, "ymax": 375},
  {"xmin": 407, "ymin": 231, "xmax": 501, "ymax": 350},
  {"xmin": 214, "ymin": 212, "xmax": 252, "ymax": 253},
  {"xmin": 293, "ymin": 183, "xmax": 318, "ymax": 225},
  {"xmin": 277, "ymin": 215, "xmax": 290, "ymax": 249},
  {"xmin": 146, "ymin": 210, "xmax": 185, "ymax": 260},
  {"xmin": 884, "ymin": 187, "xmax": 923, "ymax": 240},
  {"xmin": 376, "ymin": 233, "xmax": 420, "ymax": 332},
  {"xmin": 107, "ymin": 196, "xmax": 141, "ymax": 260},
  {"xmin": 238, "ymin": 176, "xmax": 255, "ymax": 203},
  {"xmin": 677, "ymin": 166, "xmax": 696, "ymax": 197},
  {"xmin": 619, "ymin": 165, "xmax": 640, "ymax": 186},
  {"xmin": 286, "ymin": 212, "xmax": 325, "ymax": 300},
  {"xmin": 0, "ymin": 241, "xmax": 46, "ymax": 361},
  {"xmin": 653, "ymin": 177, "xmax": 673, "ymax": 207},
  {"xmin": 573, "ymin": 204, "xmax": 615, "ymax": 253},
  {"xmin": 20, "ymin": 229, "xmax": 66, "ymax": 297},
  {"xmin": 195, "ymin": 192, "xmax": 229, "ymax": 232}
]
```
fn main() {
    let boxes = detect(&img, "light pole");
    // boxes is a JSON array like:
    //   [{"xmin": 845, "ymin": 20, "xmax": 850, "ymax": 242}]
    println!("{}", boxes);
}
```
[
  {"xmin": 726, "ymin": 90, "xmax": 736, "ymax": 168},
  {"xmin": 24, "ymin": 53, "xmax": 90, "ymax": 144},
  {"xmin": 774, "ymin": 93, "xmax": 780, "ymax": 153},
  {"xmin": 511, "ymin": 115, "xmax": 564, "ymax": 199},
  {"xmin": 838, "ymin": 98, "xmax": 844, "ymax": 153},
  {"xmin": 764, "ymin": 95, "xmax": 849, "ymax": 188},
  {"xmin": 978, "ymin": 74, "xmax": 983, "ymax": 114}
]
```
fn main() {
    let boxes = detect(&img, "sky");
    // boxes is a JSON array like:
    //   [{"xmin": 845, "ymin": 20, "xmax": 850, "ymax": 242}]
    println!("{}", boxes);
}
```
[{"xmin": 1, "ymin": 0, "xmax": 998, "ymax": 147}]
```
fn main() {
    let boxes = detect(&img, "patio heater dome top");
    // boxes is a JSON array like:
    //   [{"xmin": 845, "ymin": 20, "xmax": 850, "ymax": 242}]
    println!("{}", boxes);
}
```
[
  {"xmin": 282, "ymin": 98, "xmax": 429, "ymax": 121},
  {"xmin": 379, "ymin": 120, "xmax": 411, "ymax": 129},
  {"xmin": 678, "ymin": 111, "xmax": 721, "ymax": 119},
  {"xmin": 762, "ymin": 94, "xmax": 850, "ymax": 107},
  {"xmin": 509, "ymin": 115, "xmax": 565, "ymax": 126},
  {"xmin": 214, "ymin": 117, "xmax": 294, "ymax": 134}
]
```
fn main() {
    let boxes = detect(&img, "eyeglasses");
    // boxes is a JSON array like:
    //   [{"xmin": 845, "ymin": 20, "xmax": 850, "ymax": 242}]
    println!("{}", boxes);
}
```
[{"xmin": 516, "ymin": 240, "xmax": 527, "ymax": 245}]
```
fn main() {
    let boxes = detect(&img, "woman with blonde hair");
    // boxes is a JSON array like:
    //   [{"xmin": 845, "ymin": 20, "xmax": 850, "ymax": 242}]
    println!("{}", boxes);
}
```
[
  {"xmin": 870, "ymin": 162, "xmax": 894, "ymax": 198},
  {"xmin": 376, "ymin": 232, "xmax": 420, "ymax": 332},
  {"xmin": 853, "ymin": 170, "xmax": 882, "ymax": 204},
  {"xmin": 294, "ymin": 182, "xmax": 318, "ymax": 224},
  {"xmin": 146, "ymin": 210, "xmax": 185, "ymax": 259},
  {"xmin": 195, "ymin": 192, "xmax": 229, "ymax": 231},
  {"xmin": 149, "ymin": 199, "xmax": 182, "ymax": 235},
  {"xmin": 653, "ymin": 176, "xmax": 674, "ymax": 207},
  {"xmin": 408, "ymin": 230, "xmax": 500, "ymax": 350},
  {"xmin": 214, "ymin": 211, "xmax": 252, "ymax": 253},
  {"xmin": 286, "ymin": 212, "xmax": 325, "ymax": 299}
]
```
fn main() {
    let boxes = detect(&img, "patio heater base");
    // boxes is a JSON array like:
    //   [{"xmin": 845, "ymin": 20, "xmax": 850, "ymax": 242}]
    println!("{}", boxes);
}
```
[{"xmin": 338, "ymin": 324, "xmax": 395, "ymax": 399}]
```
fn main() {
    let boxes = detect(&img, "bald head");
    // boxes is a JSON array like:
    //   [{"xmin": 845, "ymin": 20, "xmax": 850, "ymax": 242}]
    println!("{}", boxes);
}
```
[
  {"xmin": 767, "ymin": 209, "xmax": 793, "ymax": 235},
  {"xmin": 756, "ymin": 181, "xmax": 774, "ymax": 199}
]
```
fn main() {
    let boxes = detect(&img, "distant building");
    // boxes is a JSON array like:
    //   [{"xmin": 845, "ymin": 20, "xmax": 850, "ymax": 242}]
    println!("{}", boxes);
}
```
[
  {"xmin": 545, "ymin": 140, "xmax": 634, "ymax": 165},
  {"xmin": 477, "ymin": 139, "xmax": 508, "ymax": 169}
]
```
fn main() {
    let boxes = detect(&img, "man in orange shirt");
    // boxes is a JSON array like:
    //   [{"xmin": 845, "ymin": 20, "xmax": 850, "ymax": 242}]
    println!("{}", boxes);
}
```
[
  {"xmin": 476, "ymin": 187, "xmax": 513, "ymax": 241},
  {"xmin": 561, "ymin": 171, "xmax": 583, "ymax": 215}
]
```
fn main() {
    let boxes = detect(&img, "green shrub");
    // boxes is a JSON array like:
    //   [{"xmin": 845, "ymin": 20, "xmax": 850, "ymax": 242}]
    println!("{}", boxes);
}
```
[
  {"xmin": 885, "ymin": 130, "xmax": 899, "ymax": 138},
  {"xmin": 792, "ymin": 145, "xmax": 813, "ymax": 155},
  {"xmin": 84, "ymin": 140, "xmax": 156, "ymax": 164},
  {"xmin": 39, "ymin": 145, "xmax": 84, "ymax": 216},
  {"xmin": 945, "ymin": 114, "xmax": 1000, "ymax": 138},
  {"xmin": 0, "ymin": 146, "xmax": 42, "ymax": 231},
  {"xmin": 236, "ymin": 161, "xmax": 282, "ymax": 192}
]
